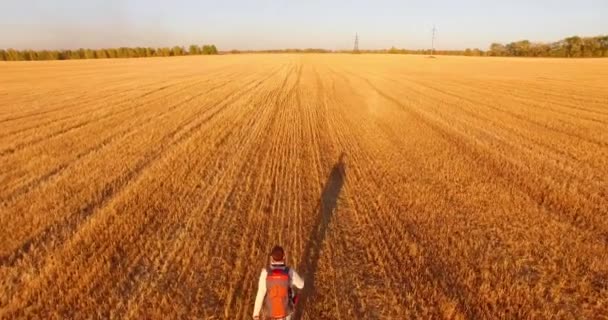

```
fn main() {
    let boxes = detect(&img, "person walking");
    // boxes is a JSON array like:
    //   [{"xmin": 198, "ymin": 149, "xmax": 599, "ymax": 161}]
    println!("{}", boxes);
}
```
[{"xmin": 253, "ymin": 246, "xmax": 304, "ymax": 320}]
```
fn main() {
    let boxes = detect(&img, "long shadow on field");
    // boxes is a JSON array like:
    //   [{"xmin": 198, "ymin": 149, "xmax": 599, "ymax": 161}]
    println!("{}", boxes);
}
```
[{"xmin": 294, "ymin": 153, "xmax": 346, "ymax": 320}]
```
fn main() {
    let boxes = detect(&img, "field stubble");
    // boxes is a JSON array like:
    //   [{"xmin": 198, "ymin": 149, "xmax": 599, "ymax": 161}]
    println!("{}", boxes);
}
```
[{"xmin": 1, "ymin": 54, "xmax": 607, "ymax": 319}]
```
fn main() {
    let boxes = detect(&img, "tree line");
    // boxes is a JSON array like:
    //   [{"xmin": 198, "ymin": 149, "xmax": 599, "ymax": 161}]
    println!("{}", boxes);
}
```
[
  {"xmin": 487, "ymin": 35, "xmax": 608, "ymax": 57},
  {"xmin": 0, "ymin": 44, "xmax": 218, "ymax": 61},
  {"xmin": 226, "ymin": 35, "xmax": 608, "ymax": 58},
  {"xmin": 228, "ymin": 35, "xmax": 608, "ymax": 58},
  {"xmin": 228, "ymin": 48, "xmax": 332, "ymax": 54},
  {"xmin": 383, "ymin": 35, "xmax": 608, "ymax": 57},
  {"xmin": 2, "ymin": 35, "xmax": 607, "ymax": 60}
]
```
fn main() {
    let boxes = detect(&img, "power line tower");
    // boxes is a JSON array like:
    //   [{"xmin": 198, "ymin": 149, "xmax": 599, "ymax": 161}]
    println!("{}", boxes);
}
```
[
  {"xmin": 353, "ymin": 33, "xmax": 360, "ymax": 53},
  {"xmin": 431, "ymin": 25, "xmax": 437, "ymax": 56}
]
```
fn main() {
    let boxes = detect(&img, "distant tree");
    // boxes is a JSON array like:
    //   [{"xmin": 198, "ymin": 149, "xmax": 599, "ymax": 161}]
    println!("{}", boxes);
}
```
[
  {"xmin": 599, "ymin": 36, "xmax": 608, "ymax": 57},
  {"xmin": 505, "ymin": 42, "xmax": 515, "ymax": 56},
  {"xmin": 548, "ymin": 41, "xmax": 566, "ymax": 57},
  {"xmin": 171, "ymin": 46, "xmax": 184, "ymax": 56},
  {"xmin": 76, "ymin": 48, "xmax": 85, "ymax": 59},
  {"xmin": 489, "ymin": 43, "xmax": 506, "ymax": 56},
  {"xmin": 132, "ymin": 47, "xmax": 142, "ymax": 57},
  {"xmin": 36, "ymin": 50, "xmax": 51, "ymax": 60},
  {"xmin": 93, "ymin": 49, "xmax": 106, "ymax": 59},
  {"xmin": 564, "ymin": 36, "xmax": 583, "ymax": 57},
  {"xmin": 156, "ymin": 47, "xmax": 171, "ymax": 57},
  {"xmin": 189, "ymin": 44, "xmax": 201, "ymax": 55},
  {"xmin": 57, "ymin": 50, "xmax": 70, "ymax": 60},
  {"xmin": 528, "ymin": 42, "xmax": 550, "ymax": 57},
  {"xmin": 83, "ymin": 49, "xmax": 95, "ymax": 59},
  {"xmin": 59, "ymin": 50, "xmax": 69, "ymax": 60},
  {"xmin": 107, "ymin": 48, "xmax": 118, "ymax": 59},
  {"xmin": 23, "ymin": 50, "xmax": 38, "ymax": 61},
  {"xmin": 472, "ymin": 48, "xmax": 483, "ymax": 56},
  {"xmin": 506, "ymin": 40, "xmax": 531, "ymax": 56},
  {"xmin": 70, "ymin": 50, "xmax": 81, "ymax": 59},
  {"xmin": 201, "ymin": 44, "xmax": 218, "ymax": 55},
  {"xmin": 0, "ymin": 49, "xmax": 7, "ymax": 61},
  {"xmin": 582, "ymin": 37, "xmax": 600, "ymax": 57},
  {"xmin": 520, "ymin": 40, "xmax": 531, "ymax": 56},
  {"xmin": 5, "ymin": 49, "xmax": 22, "ymax": 61},
  {"xmin": 117, "ymin": 47, "xmax": 132, "ymax": 58},
  {"xmin": 388, "ymin": 46, "xmax": 400, "ymax": 54}
]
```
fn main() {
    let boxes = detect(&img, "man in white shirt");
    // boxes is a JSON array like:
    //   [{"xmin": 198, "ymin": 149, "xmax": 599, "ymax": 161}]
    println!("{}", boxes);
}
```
[{"xmin": 253, "ymin": 246, "xmax": 305, "ymax": 320}]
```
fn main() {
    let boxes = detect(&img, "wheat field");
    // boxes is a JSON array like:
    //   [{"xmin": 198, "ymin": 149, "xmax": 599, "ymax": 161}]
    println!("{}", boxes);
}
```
[{"xmin": 1, "ymin": 54, "xmax": 607, "ymax": 319}]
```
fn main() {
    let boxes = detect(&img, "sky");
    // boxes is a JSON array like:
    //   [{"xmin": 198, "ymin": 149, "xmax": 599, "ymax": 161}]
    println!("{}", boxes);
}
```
[{"xmin": 1, "ymin": 0, "xmax": 606, "ymax": 51}]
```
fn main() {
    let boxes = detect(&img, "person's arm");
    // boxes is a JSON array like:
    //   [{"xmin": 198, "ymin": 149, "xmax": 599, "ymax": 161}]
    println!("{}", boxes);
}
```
[
  {"xmin": 253, "ymin": 269, "xmax": 267, "ymax": 318},
  {"xmin": 290, "ymin": 269, "xmax": 305, "ymax": 289}
]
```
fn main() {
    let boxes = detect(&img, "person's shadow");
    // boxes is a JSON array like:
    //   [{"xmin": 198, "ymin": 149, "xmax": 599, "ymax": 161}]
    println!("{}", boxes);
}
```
[{"xmin": 294, "ymin": 153, "xmax": 346, "ymax": 320}]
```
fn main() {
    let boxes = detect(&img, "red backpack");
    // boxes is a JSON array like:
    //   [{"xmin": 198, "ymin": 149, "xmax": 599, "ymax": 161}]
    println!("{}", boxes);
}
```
[{"xmin": 265, "ymin": 267, "xmax": 291, "ymax": 318}]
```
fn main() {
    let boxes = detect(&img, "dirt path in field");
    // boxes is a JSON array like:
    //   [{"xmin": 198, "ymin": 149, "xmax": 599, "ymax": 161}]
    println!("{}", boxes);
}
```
[{"xmin": 0, "ymin": 54, "xmax": 607, "ymax": 319}]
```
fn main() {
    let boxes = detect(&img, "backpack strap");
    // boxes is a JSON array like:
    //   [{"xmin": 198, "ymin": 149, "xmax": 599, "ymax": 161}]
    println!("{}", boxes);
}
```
[{"xmin": 268, "ymin": 265, "xmax": 289, "ymax": 274}]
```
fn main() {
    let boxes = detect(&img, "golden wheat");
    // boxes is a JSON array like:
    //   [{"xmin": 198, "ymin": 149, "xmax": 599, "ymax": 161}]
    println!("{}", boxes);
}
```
[{"xmin": 1, "ymin": 54, "xmax": 607, "ymax": 319}]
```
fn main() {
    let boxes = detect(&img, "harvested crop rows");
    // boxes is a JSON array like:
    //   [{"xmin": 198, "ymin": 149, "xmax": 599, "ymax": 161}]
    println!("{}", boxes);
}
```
[{"xmin": 1, "ymin": 55, "xmax": 607, "ymax": 319}]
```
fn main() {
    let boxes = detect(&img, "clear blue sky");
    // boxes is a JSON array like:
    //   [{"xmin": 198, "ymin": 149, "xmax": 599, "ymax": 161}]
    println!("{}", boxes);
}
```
[{"xmin": 1, "ymin": 0, "xmax": 606, "ymax": 51}]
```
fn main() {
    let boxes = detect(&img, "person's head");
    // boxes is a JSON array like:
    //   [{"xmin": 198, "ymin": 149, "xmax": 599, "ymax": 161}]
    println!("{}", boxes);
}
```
[{"xmin": 270, "ymin": 245, "xmax": 285, "ymax": 264}]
